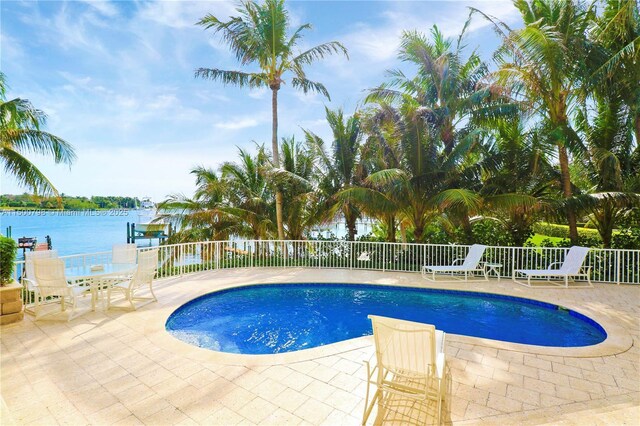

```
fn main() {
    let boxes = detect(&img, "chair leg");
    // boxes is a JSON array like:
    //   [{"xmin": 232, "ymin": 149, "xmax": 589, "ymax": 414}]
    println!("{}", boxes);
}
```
[
  {"xmin": 149, "ymin": 282, "xmax": 157, "ymax": 302},
  {"xmin": 128, "ymin": 289, "xmax": 136, "ymax": 310},
  {"xmin": 106, "ymin": 287, "xmax": 112, "ymax": 310}
]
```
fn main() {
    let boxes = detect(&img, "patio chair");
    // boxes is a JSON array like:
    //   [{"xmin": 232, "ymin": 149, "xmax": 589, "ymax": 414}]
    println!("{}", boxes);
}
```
[
  {"xmin": 107, "ymin": 249, "xmax": 159, "ymax": 310},
  {"xmin": 22, "ymin": 250, "xmax": 58, "ymax": 316},
  {"xmin": 514, "ymin": 246, "xmax": 592, "ymax": 288},
  {"xmin": 32, "ymin": 258, "xmax": 92, "ymax": 321},
  {"xmin": 362, "ymin": 315, "xmax": 446, "ymax": 426},
  {"xmin": 112, "ymin": 243, "xmax": 137, "ymax": 264},
  {"xmin": 421, "ymin": 244, "xmax": 488, "ymax": 282}
]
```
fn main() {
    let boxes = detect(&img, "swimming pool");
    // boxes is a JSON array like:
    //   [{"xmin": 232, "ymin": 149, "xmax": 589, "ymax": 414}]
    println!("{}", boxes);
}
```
[{"xmin": 165, "ymin": 283, "xmax": 607, "ymax": 354}]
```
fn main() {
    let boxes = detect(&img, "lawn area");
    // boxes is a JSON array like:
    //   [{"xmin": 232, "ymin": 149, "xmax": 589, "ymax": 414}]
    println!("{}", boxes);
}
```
[{"xmin": 527, "ymin": 234, "xmax": 566, "ymax": 246}]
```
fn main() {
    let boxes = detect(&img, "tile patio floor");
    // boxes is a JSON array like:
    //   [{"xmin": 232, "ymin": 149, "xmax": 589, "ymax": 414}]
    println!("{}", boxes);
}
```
[{"xmin": 1, "ymin": 268, "xmax": 638, "ymax": 425}]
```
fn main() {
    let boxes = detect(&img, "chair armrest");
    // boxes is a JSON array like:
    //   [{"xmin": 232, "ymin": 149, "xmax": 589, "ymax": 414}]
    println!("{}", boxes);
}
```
[
  {"xmin": 363, "ymin": 358, "xmax": 378, "ymax": 382},
  {"xmin": 548, "ymin": 262, "xmax": 562, "ymax": 270},
  {"xmin": 452, "ymin": 258, "xmax": 464, "ymax": 265},
  {"xmin": 22, "ymin": 278, "xmax": 37, "ymax": 291},
  {"xmin": 436, "ymin": 352, "xmax": 446, "ymax": 380}
]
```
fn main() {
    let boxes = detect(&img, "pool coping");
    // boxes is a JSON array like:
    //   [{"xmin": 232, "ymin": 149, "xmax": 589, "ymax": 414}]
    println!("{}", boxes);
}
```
[{"xmin": 144, "ymin": 268, "xmax": 634, "ymax": 366}]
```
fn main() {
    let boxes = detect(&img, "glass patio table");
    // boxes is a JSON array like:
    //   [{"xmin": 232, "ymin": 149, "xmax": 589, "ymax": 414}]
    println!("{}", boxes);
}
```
[{"xmin": 65, "ymin": 263, "xmax": 137, "ymax": 310}]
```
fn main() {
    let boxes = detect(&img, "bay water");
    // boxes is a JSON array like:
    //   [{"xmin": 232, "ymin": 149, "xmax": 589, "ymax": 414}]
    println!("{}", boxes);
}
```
[
  {"xmin": 1, "ymin": 210, "xmax": 148, "ymax": 257},
  {"xmin": 1, "ymin": 210, "xmax": 373, "ymax": 258}
]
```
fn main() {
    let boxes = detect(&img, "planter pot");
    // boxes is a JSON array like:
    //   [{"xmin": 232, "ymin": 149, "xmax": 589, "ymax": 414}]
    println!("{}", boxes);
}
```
[{"xmin": 0, "ymin": 282, "xmax": 24, "ymax": 325}]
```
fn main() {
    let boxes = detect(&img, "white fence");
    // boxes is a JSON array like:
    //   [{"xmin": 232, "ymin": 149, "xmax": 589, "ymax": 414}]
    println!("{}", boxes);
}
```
[{"xmin": 11, "ymin": 240, "xmax": 640, "ymax": 285}]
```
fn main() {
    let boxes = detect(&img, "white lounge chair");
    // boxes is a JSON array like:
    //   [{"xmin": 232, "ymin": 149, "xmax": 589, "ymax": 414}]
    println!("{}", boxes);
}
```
[
  {"xmin": 421, "ymin": 244, "xmax": 488, "ymax": 281},
  {"xmin": 112, "ymin": 243, "xmax": 137, "ymax": 264},
  {"xmin": 514, "ymin": 246, "xmax": 592, "ymax": 288},
  {"xmin": 32, "ymin": 258, "xmax": 92, "ymax": 321},
  {"xmin": 363, "ymin": 315, "xmax": 447, "ymax": 425},
  {"xmin": 107, "ymin": 249, "xmax": 159, "ymax": 310}
]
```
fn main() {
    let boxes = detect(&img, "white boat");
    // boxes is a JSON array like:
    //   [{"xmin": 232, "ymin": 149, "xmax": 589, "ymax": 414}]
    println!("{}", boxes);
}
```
[
  {"xmin": 139, "ymin": 196, "xmax": 154, "ymax": 210},
  {"xmin": 135, "ymin": 198, "xmax": 167, "ymax": 237}
]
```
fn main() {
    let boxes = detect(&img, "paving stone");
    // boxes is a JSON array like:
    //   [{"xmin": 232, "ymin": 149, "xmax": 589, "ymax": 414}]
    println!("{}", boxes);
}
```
[{"xmin": 1, "ymin": 269, "xmax": 638, "ymax": 426}]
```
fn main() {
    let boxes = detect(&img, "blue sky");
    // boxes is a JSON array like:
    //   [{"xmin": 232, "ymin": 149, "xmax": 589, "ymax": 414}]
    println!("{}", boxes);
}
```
[{"xmin": 1, "ymin": 0, "xmax": 520, "ymax": 201}]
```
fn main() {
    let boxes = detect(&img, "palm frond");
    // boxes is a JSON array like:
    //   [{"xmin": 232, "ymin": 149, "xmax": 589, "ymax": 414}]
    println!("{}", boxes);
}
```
[{"xmin": 194, "ymin": 68, "xmax": 267, "ymax": 89}]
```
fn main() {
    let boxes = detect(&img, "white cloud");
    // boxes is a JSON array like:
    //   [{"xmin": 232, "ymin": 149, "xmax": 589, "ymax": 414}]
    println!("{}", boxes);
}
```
[
  {"xmin": 341, "ymin": 1, "xmax": 519, "ymax": 63},
  {"xmin": 79, "ymin": 0, "xmax": 119, "ymax": 18},
  {"xmin": 215, "ymin": 117, "xmax": 260, "ymax": 130},
  {"xmin": 248, "ymin": 88, "xmax": 268, "ymax": 100},
  {"xmin": 137, "ymin": 0, "xmax": 235, "ymax": 29}
]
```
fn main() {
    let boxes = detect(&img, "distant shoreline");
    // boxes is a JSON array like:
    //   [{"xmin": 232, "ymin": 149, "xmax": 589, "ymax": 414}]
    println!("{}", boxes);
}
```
[{"xmin": 0, "ymin": 208, "xmax": 134, "ymax": 216}]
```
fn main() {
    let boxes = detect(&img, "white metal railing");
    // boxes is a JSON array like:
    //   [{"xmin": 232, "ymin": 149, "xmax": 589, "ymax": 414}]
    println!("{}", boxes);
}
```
[{"xmin": 11, "ymin": 240, "xmax": 640, "ymax": 286}]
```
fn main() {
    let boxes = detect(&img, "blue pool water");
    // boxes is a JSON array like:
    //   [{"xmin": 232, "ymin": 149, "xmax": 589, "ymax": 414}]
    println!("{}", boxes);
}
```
[{"xmin": 165, "ymin": 283, "xmax": 607, "ymax": 354}]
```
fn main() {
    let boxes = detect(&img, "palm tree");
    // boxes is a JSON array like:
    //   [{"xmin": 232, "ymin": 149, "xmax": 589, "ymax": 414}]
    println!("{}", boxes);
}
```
[
  {"xmin": 357, "ymin": 26, "xmax": 495, "ymax": 242},
  {"xmin": 221, "ymin": 146, "xmax": 274, "ymax": 240},
  {"xmin": 0, "ymin": 72, "xmax": 75, "ymax": 197},
  {"xmin": 479, "ymin": 119, "xmax": 556, "ymax": 246},
  {"xmin": 305, "ymin": 107, "xmax": 365, "ymax": 241},
  {"xmin": 195, "ymin": 0, "xmax": 347, "ymax": 241},
  {"xmin": 156, "ymin": 166, "xmax": 240, "ymax": 242},
  {"xmin": 366, "ymin": 25, "xmax": 498, "ymax": 156},
  {"xmin": 268, "ymin": 136, "xmax": 318, "ymax": 240},
  {"xmin": 589, "ymin": 0, "xmax": 640, "ymax": 146},
  {"xmin": 353, "ymin": 99, "xmax": 482, "ymax": 243},
  {"xmin": 475, "ymin": 0, "xmax": 595, "ymax": 244}
]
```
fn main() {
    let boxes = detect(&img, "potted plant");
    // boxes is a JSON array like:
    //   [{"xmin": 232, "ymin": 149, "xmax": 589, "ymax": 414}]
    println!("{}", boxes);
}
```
[{"xmin": 0, "ymin": 235, "xmax": 23, "ymax": 324}]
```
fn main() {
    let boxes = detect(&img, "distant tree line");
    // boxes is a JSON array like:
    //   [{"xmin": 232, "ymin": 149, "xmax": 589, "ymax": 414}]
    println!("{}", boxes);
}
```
[{"xmin": 0, "ymin": 194, "xmax": 140, "ymax": 210}]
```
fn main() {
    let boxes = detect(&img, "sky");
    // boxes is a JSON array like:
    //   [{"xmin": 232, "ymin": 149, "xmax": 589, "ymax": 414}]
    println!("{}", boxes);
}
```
[{"xmin": 1, "ymin": 0, "xmax": 521, "ymax": 202}]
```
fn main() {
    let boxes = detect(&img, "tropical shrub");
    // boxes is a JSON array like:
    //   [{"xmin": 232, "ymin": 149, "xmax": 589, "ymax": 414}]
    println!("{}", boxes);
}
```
[
  {"xmin": 471, "ymin": 220, "xmax": 514, "ymax": 247},
  {"xmin": 612, "ymin": 228, "xmax": 640, "ymax": 250},
  {"xmin": 0, "ymin": 236, "xmax": 17, "ymax": 285}
]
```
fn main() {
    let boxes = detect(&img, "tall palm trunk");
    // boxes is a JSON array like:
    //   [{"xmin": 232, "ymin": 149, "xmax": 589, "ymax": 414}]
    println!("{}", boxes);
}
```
[
  {"xmin": 386, "ymin": 215, "xmax": 396, "ymax": 243},
  {"xmin": 558, "ymin": 145, "xmax": 579, "ymax": 244},
  {"xmin": 271, "ymin": 87, "xmax": 285, "ymax": 241},
  {"xmin": 635, "ymin": 113, "xmax": 640, "ymax": 149},
  {"xmin": 345, "ymin": 207, "xmax": 357, "ymax": 241},
  {"xmin": 595, "ymin": 203, "xmax": 615, "ymax": 249}
]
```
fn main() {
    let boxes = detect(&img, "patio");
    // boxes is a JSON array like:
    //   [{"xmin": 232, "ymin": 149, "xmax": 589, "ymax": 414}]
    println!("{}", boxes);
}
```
[{"xmin": 1, "ymin": 268, "xmax": 639, "ymax": 425}]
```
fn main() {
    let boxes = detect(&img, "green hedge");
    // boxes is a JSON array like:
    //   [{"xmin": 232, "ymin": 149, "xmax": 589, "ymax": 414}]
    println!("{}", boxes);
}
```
[
  {"xmin": 0, "ymin": 236, "xmax": 17, "ymax": 285},
  {"xmin": 533, "ymin": 222, "xmax": 602, "ymax": 240}
]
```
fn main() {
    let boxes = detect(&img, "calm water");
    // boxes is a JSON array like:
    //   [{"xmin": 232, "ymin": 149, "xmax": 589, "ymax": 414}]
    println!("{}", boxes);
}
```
[
  {"xmin": 1, "ymin": 210, "xmax": 370, "ymax": 257},
  {"xmin": 165, "ymin": 283, "xmax": 607, "ymax": 354},
  {"xmin": 0, "ymin": 210, "xmax": 150, "ymax": 256}
]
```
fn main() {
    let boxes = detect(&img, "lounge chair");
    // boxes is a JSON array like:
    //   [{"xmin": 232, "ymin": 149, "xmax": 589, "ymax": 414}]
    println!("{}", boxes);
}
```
[
  {"xmin": 362, "ymin": 315, "xmax": 447, "ymax": 425},
  {"xmin": 32, "ymin": 258, "xmax": 92, "ymax": 321},
  {"xmin": 514, "ymin": 246, "xmax": 592, "ymax": 288},
  {"xmin": 107, "ymin": 249, "xmax": 159, "ymax": 310},
  {"xmin": 421, "ymin": 244, "xmax": 488, "ymax": 282}
]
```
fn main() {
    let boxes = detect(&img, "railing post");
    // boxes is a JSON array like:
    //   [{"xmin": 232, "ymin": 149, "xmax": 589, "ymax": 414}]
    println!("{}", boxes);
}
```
[
  {"xmin": 349, "ymin": 241, "xmax": 353, "ymax": 270},
  {"xmin": 383, "ymin": 244, "xmax": 386, "ymax": 272},
  {"xmin": 511, "ymin": 247, "xmax": 516, "ymax": 281},
  {"xmin": 616, "ymin": 250, "xmax": 621, "ymax": 285}
]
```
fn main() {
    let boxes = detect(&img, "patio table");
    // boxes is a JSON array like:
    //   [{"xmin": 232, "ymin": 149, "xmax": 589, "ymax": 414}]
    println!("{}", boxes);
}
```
[{"xmin": 66, "ymin": 263, "xmax": 137, "ymax": 310}]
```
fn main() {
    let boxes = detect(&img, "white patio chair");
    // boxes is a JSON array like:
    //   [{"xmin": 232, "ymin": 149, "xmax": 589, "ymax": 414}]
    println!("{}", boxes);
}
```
[
  {"xmin": 421, "ymin": 244, "xmax": 488, "ymax": 281},
  {"xmin": 112, "ymin": 243, "xmax": 138, "ymax": 264},
  {"xmin": 32, "ymin": 258, "xmax": 92, "ymax": 321},
  {"xmin": 514, "ymin": 246, "xmax": 592, "ymax": 288},
  {"xmin": 107, "ymin": 249, "xmax": 159, "ymax": 310},
  {"xmin": 363, "ymin": 315, "xmax": 446, "ymax": 426},
  {"xmin": 22, "ymin": 250, "xmax": 58, "ymax": 316}
]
